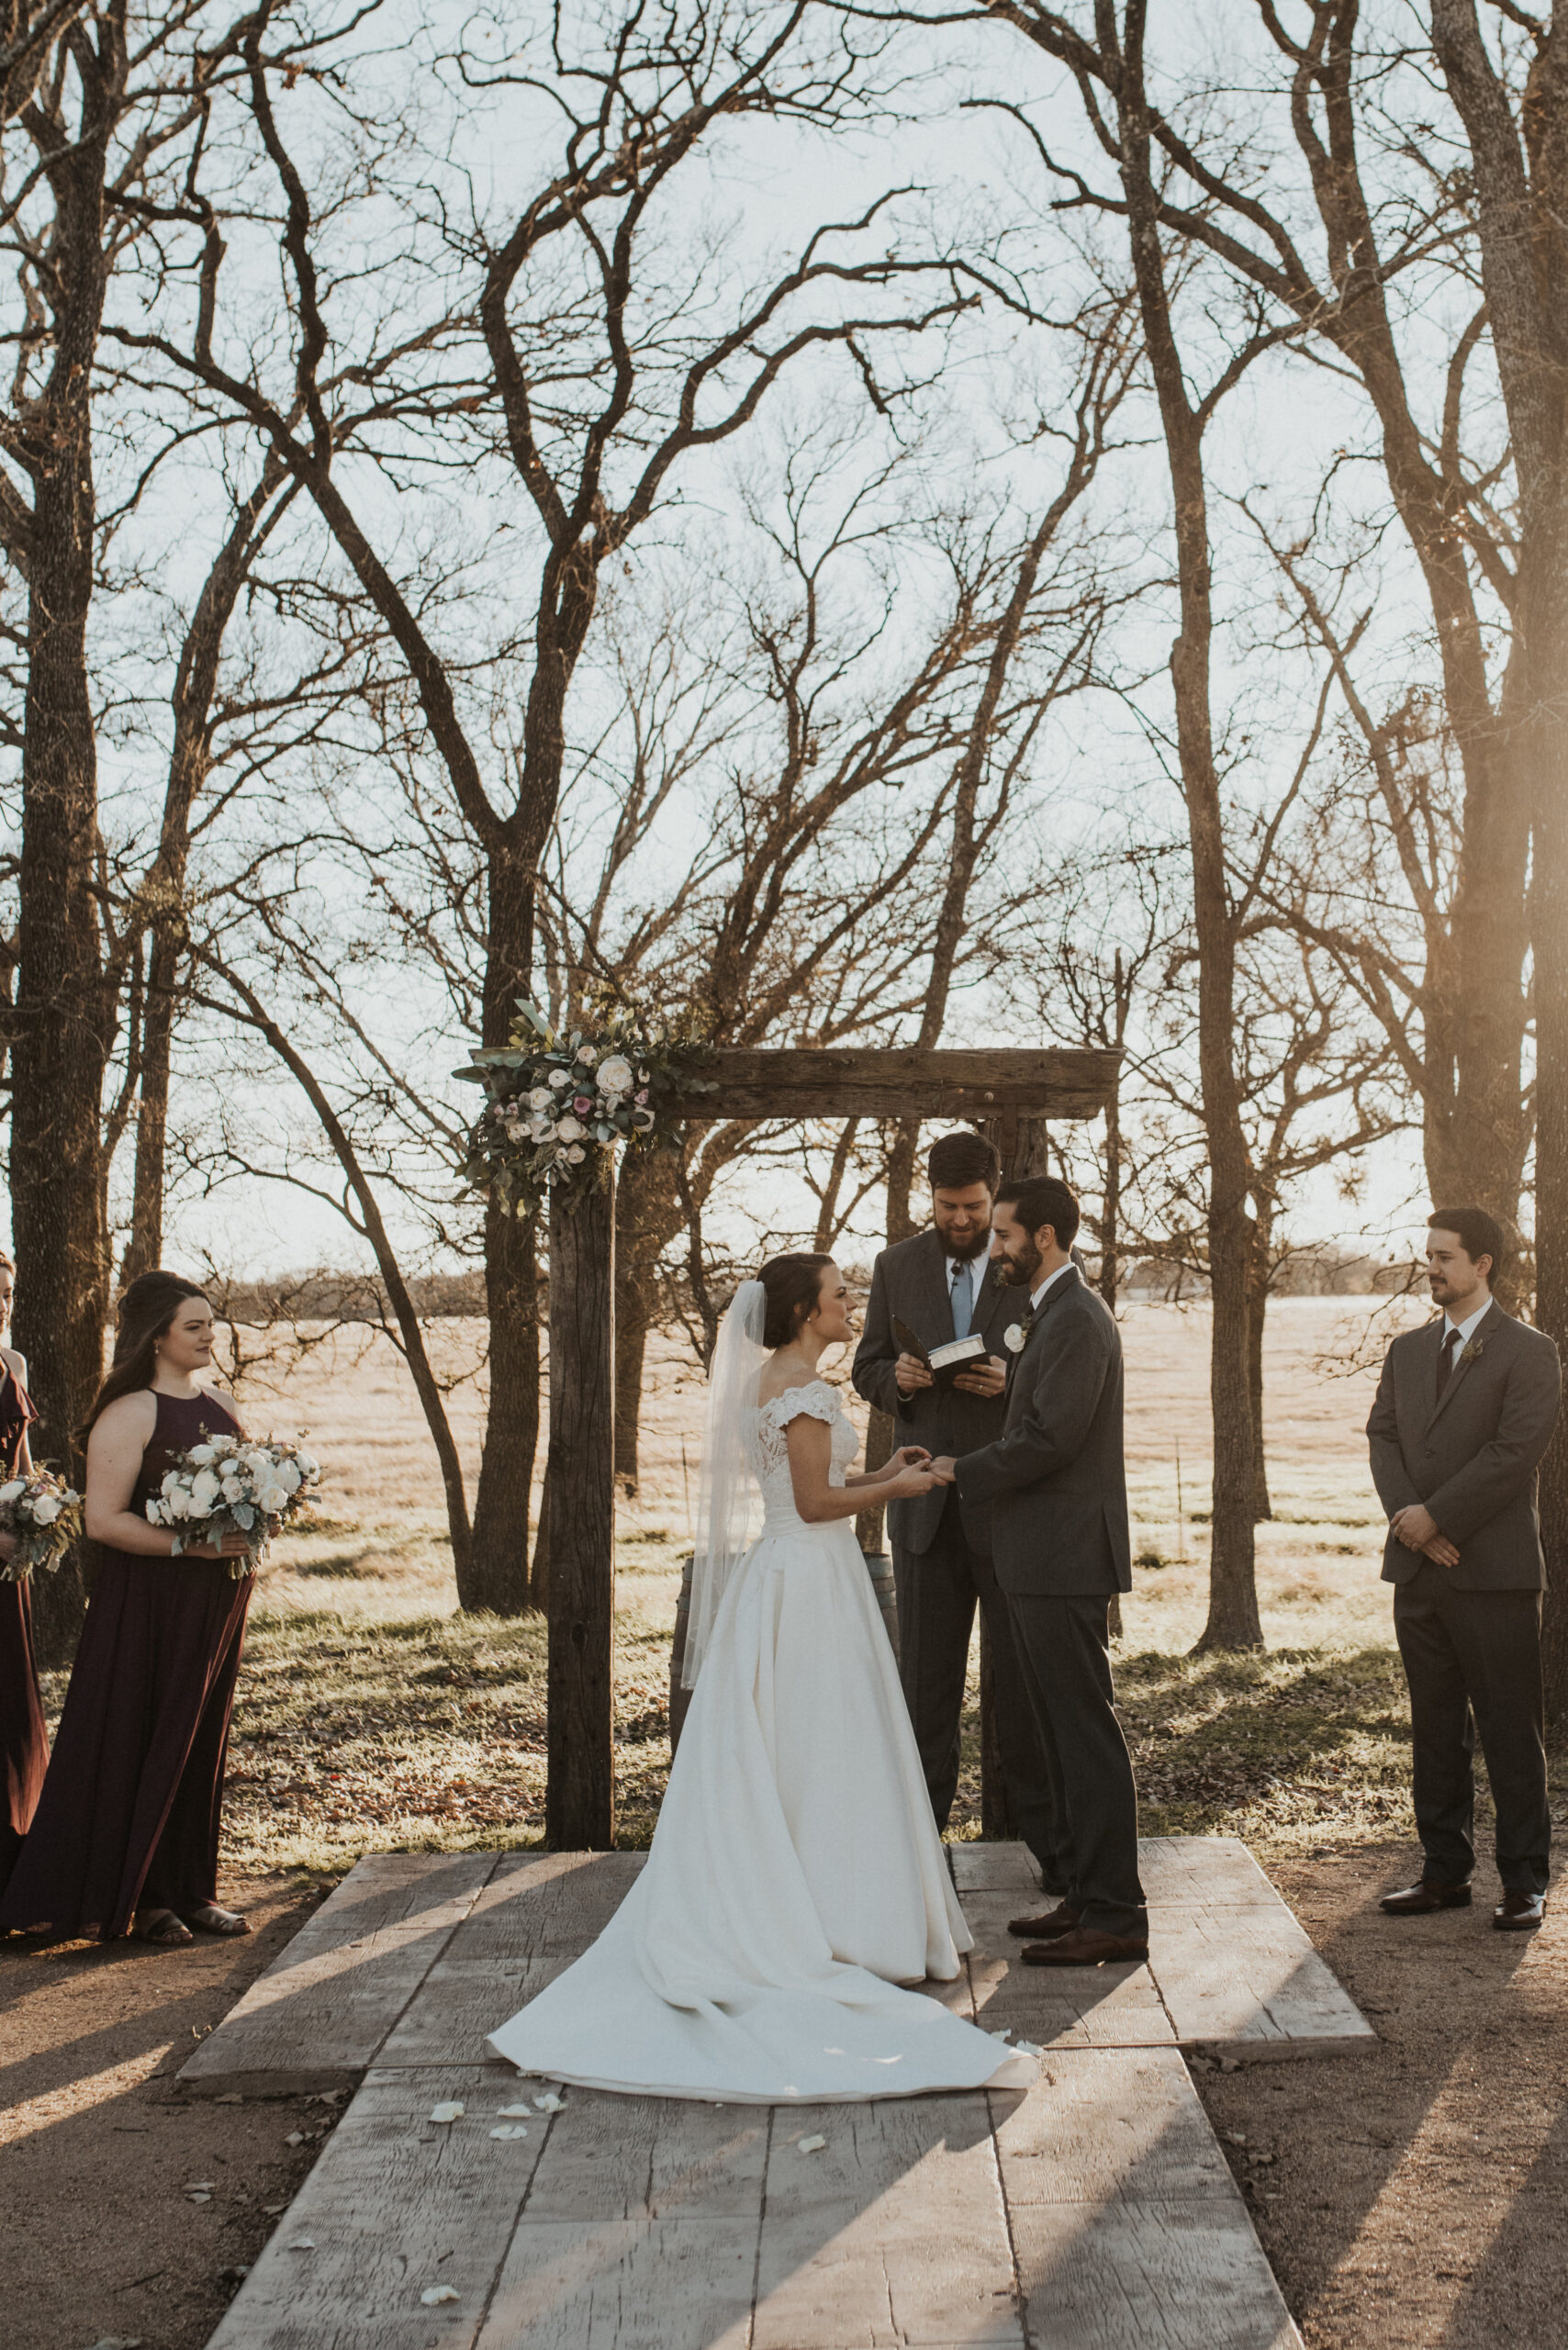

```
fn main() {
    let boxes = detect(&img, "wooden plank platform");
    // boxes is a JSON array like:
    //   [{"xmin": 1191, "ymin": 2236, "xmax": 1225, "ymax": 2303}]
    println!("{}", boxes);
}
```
[
  {"xmin": 193, "ymin": 1839, "xmax": 1356, "ymax": 2349},
  {"xmin": 182, "ymin": 1838, "xmax": 1367, "ymax": 2098}
]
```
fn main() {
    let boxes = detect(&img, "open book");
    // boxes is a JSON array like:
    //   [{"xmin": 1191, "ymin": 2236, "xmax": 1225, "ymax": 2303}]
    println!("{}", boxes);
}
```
[{"xmin": 891, "ymin": 1315, "xmax": 988, "ymax": 1390}]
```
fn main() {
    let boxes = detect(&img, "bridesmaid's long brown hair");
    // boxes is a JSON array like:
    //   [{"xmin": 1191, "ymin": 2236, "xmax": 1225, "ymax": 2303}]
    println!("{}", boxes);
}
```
[{"xmin": 78, "ymin": 1270, "xmax": 210, "ymax": 1444}]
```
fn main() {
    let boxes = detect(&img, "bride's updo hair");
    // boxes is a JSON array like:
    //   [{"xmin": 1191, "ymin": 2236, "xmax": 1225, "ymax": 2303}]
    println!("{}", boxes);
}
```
[{"xmin": 757, "ymin": 1253, "xmax": 834, "ymax": 1350}]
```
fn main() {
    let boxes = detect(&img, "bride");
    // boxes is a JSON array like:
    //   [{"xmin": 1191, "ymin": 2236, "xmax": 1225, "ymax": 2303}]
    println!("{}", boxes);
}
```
[{"xmin": 487, "ymin": 1252, "xmax": 1034, "ymax": 2102}]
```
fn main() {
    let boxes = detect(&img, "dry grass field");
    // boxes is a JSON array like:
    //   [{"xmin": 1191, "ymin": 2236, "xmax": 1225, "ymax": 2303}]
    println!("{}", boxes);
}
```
[{"xmin": 36, "ymin": 1292, "xmax": 1457, "ymax": 1878}]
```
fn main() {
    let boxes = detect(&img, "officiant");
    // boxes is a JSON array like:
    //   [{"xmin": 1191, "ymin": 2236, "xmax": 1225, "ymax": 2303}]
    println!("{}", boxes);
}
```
[{"xmin": 854, "ymin": 1132, "xmax": 1058, "ymax": 1886}]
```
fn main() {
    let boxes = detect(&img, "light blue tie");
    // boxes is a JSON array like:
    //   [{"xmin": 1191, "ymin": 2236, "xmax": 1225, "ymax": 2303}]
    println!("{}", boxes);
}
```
[{"xmin": 950, "ymin": 1259, "xmax": 975, "ymax": 1339}]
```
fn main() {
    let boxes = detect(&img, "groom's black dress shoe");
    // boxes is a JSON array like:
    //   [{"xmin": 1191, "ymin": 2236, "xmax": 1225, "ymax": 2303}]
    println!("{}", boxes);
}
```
[
  {"xmin": 1021, "ymin": 1926, "xmax": 1148, "ymax": 1968},
  {"xmin": 1379, "ymin": 1878, "xmax": 1472, "ymax": 1915},
  {"xmin": 1008, "ymin": 1900, "xmax": 1081, "ymax": 1941},
  {"xmin": 1494, "ymin": 1889, "xmax": 1546, "ymax": 1930}
]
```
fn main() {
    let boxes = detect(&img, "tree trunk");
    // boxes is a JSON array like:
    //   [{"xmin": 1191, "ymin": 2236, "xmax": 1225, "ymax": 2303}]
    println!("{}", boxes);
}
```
[
  {"xmin": 12, "ymin": 377, "xmax": 110, "ymax": 1665},
  {"xmin": 1245, "ymin": 1227, "xmax": 1272, "ymax": 1525},
  {"xmin": 122, "ymin": 922, "xmax": 176, "ymax": 1286},
  {"xmin": 468, "ymin": 842, "xmax": 541, "ymax": 1609},
  {"xmin": 544, "ymin": 1173, "xmax": 617, "ymax": 1849}
]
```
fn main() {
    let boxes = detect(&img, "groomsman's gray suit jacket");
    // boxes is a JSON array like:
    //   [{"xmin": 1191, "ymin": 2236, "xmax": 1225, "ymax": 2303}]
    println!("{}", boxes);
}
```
[
  {"xmin": 852, "ymin": 1231, "xmax": 1014, "ymax": 1556},
  {"xmin": 954, "ymin": 1264, "xmax": 1131, "ymax": 1595},
  {"xmin": 1367, "ymin": 1302, "xmax": 1562, "ymax": 1588}
]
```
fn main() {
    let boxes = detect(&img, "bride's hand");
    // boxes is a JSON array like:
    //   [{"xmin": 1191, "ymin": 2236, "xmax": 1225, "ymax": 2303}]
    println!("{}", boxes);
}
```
[
  {"xmin": 887, "ymin": 1446, "xmax": 932, "ymax": 1473},
  {"xmin": 887, "ymin": 1460, "xmax": 946, "ymax": 1497}
]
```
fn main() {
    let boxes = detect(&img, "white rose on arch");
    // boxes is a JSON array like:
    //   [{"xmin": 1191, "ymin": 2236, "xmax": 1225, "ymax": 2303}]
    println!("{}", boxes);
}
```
[
  {"xmin": 527, "ymin": 1086, "xmax": 553, "ymax": 1110},
  {"xmin": 566, "ymin": 1144, "xmax": 587, "ymax": 1164},
  {"xmin": 597, "ymin": 1055, "xmax": 633, "ymax": 1095},
  {"xmin": 555, "ymin": 1114, "xmax": 584, "ymax": 1142},
  {"xmin": 547, "ymin": 1069, "xmax": 570, "ymax": 1090}
]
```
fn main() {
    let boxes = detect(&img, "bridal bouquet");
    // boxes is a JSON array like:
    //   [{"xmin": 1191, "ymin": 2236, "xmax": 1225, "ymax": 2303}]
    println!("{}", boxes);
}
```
[
  {"xmin": 457, "ymin": 998, "xmax": 712, "ymax": 1216},
  {"xmin": 0, "ymin": 1468, "xmax": 83, "ymax": 1583},
  {"xmin": 146, "ymin": 1431, "xmax": 321, "ymax": 1578}
]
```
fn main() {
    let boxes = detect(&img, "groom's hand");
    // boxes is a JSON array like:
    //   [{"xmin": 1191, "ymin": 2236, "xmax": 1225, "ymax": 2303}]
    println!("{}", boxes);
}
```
[
  {"xmin": 952, "ymin": 1355, "xmax": 1006, "ymax": 1397},
  {"xmin": 1392, "ymin": 1503, "xmax": 1447, "ymax": 1554},
  {"xmin": 895, "ymin": 1351, "xmax": 934, "ymax": 1395},
  {"xmin": 928, "ymin": 1456, "xmax": 958, "ymax": 1483}
]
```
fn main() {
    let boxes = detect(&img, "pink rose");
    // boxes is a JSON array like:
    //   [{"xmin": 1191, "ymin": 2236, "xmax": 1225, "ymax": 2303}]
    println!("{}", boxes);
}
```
[
  {"xmin": 633, "ymin": 1088, "xmax": 649, "ymax": 1105},
  {"xmin": 573, "ymin": 1094, "xmax": 594, "ymax": 1116}
]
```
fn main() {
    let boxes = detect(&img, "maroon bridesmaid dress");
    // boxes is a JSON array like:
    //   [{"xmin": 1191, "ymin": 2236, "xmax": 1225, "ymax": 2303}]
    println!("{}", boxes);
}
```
[
  {"xmin": 0, "ymin": 1361, "xmax": 46, "ymax": 1891},
  {"xmin": 0, "ymin": 1388, "xmax": 253, "ymax": 1940}
]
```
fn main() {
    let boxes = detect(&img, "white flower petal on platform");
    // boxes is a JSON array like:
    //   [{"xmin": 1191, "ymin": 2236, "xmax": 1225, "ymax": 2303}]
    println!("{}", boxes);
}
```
[
  {"xmin": 796, "ymin": 2133, "xmax": 826, "ymax": 2154},
  {"xmin": 489, "ymin": 2125, "xmax": 529, "ymax": 2140},
  {"xmin": 496, "ymin": 2103, "xmax": 532, "ymax": 2117},
  {"xmin": 286, "ymin": 2238, "xmax": 316, "ymax": 2252},
  {"xmin": 429, "ymin": 2100, "xmax": 465, "ymax": 2123},
  {"xmin": 532, "ymin": 2091, "xmax": 566, "ymax": 2112},
  {"xmin": 420, "ymin": 2286, "xmax": 461, "ymax": 2305},
  {"xmin": 1013, "ymin": 2037, "xmax": 1043, "ymax": 2057}
]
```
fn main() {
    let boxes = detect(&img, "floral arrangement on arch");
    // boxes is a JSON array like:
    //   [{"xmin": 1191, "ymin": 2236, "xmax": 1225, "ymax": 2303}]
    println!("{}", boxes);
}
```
[{"xmin": 456, "ymin": 999, "xmax": 712, "ymax": 1216}]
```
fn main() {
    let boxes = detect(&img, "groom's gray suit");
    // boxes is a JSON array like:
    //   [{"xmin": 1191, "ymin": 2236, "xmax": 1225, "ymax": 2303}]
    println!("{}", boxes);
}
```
[
  {"xmin": 954, "ymin": 1263, "xmax": 1146, "ymax": 1940},
  {"xmin": 853, "ymin": 1231, "xmax": 1057, "ymax": 1880}
]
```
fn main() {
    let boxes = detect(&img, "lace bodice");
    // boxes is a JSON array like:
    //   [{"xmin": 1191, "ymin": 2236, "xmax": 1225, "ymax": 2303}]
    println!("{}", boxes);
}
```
[{"xmin": 745, "ymin": 1379, "xmax": 858, "ymax": 1521}]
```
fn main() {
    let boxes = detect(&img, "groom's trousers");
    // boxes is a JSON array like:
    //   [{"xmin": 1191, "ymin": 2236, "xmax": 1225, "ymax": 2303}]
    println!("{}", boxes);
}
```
[
  {"xmin": 1005, "ymin": 1589, "xmax": 1148, "ymax": 1939},
  {"xmin": 892, "ymin": 1489, "xmax": 1061, "ymax": 1884}
]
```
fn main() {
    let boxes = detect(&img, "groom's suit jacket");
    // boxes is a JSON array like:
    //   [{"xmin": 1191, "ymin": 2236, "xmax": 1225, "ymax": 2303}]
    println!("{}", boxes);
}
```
[
  {"xmin": 852, "ymin": 1231, "xmax": 1013, "ymax": 1555},
  {"xmin": 1367, "ymin": 1301, "xmax": 1561, "ymax": 1589},
  {"xmin": 953, "ymin": 1263, "xmax": 1130, "ymax": 1596}
]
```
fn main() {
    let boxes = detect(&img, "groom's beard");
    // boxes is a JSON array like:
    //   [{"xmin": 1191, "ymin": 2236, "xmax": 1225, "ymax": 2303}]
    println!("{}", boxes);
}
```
[{"xmin": 997, "ymin": 1237, "xmax": 1043, "ymax": 1290}]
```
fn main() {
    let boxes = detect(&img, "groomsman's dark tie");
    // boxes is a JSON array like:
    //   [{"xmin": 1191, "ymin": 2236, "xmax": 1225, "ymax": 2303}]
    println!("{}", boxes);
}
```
[{"xmin": 1437, "ymin": 1326, "xmax": 1462, "ymax": 1397}]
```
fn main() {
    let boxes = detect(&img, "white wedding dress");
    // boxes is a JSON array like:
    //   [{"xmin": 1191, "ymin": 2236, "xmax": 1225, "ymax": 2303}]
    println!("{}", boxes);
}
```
[{"xmin": 487, "ymin": 1379, "xmax": 1033, "ymax": 2102}]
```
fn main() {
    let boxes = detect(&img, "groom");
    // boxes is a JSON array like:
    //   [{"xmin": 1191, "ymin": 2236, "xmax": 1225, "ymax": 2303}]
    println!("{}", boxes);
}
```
[
  {"xmin": 932, "ymin": 1174, "xmax": 1148, "ymax": 1966},
  {"xmin": 853, "ymin": 1132, "xmax": 1058, "ymax": 1885}
]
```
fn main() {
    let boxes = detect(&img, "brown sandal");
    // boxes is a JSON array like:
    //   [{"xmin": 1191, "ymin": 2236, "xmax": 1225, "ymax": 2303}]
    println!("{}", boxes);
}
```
[
  {"xmin": 185, "ymin": 1903, "xmax": 250, "ymax": 1937},
  {"xmin": 134, "ymin": 1907, "xmax": 195, "ymax": 1946}
]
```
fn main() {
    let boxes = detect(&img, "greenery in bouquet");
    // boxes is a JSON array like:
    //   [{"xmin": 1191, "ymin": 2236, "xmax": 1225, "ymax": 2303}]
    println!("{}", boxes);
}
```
[
  {"xmin": 0, "ymin": 1468, "xmax": 83, "ymax": 1583},
  {"xmin": 146, "ymin": 1429, "xmax": 321, "ymax": 1579},
  {"xmin": 455, "ymin": 998, "xmax": 713, "ymax": 1217}
]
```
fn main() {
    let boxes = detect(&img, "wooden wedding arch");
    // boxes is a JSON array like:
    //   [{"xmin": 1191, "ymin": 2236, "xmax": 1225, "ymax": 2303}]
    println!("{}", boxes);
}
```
[{"xmin": 543, "ymin": 1044, "xmax": 1121, "ymax": 1850}]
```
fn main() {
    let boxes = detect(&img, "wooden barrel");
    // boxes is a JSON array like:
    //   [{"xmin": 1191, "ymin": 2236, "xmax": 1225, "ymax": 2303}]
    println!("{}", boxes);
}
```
[{"xmin": 669, "ymin": 1545, "xmax": 901, "ymax": 1761}]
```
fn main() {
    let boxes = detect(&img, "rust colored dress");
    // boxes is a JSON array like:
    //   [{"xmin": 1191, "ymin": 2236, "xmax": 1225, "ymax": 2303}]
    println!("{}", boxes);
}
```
[
  {"xmin": 0, "ymin": 1389, "xmax": 252, "ymax": 1940},
  {"xmin": 0, "ymin": 1362, "xmax": 45, "ymax": 1891}
]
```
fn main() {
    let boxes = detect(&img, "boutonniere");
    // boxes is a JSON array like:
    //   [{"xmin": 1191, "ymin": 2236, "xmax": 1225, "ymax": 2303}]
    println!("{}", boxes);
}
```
[
  {"xmin": 1459, "ymin": 1337, "xmax": 1485, "ymax": 1368},
  {"xmin": 1004, "ymin": 1311, "xmax": 1035, "ymax": 1355}
]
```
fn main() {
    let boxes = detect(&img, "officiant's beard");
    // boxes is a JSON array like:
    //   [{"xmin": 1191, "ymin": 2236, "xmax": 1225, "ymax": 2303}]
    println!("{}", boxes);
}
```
[{"xmin": 945, "ymin": 1227, "xmax": 992, "ymax": 1263}]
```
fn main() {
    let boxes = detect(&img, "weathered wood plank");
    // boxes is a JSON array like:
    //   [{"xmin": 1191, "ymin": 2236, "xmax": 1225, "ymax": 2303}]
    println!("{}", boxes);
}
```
[
  {"xmin": 994, "ymin": 2048, "xmax": 1233, "ymax": 2204},
  {"xmin": 1136, "ymin": 1838, "xmax": 1285, "ymax": 1911},
  {"xmin": 205, "ymin": 2064, "xmax": 543, "ymax": 2350},
  {"xmin": 180, "ymin": 1853, "xmax": 498, "ymax": 2098},
  {"xmin": 478, "ymin": 2095, "xmax": 767, "ymax": 2349},
  {"xmin": 962, "ymin": 1890, "xmax": 1175, "ymax": 2052},
  {"xmin": 1007, "ymin": 2199, "xmax": 1301, "ymax": 2350},
  {"xmin": 949, "ymin": 1842, "xmax": 1040, "ymax": 1898},
  {"xmin": 1151, "ymin": 1909, "xmax": 1375, "ymax": 2059},
  {"xmin": 699, "ymin": 1046, "xmax": 1118, "ymax": 1123},
  {"xmin": 752, "ymin": 2098, "xmax": 1025, "ymax": 2349}
]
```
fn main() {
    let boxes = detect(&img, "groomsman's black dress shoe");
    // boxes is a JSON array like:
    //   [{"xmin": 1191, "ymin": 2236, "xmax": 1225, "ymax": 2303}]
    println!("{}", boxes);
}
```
[
  {"xmin": 1379, "ymin": 1878, "xmax": 1472, "ymax": 1915},
  {"xmin": 1021, "ymin": 1926, "xmax": 1148, "ymax": 1967},
  {"xmin": 1008, "ymin": 1900, "xmax": 1081, "ymax": 1941},
  {"xmin": 1494, "ymin": 1889, "xmax": 1546, "ymax": 1930}
]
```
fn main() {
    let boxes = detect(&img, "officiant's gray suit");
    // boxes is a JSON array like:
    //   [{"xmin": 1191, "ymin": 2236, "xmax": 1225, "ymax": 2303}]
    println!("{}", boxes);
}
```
[
  {"xmin": 1368, "ymin": 1300, "xmax": 1562, "ymax": 1894},
  {"xmin": 954, "ymin": 1264, "xmax": 1146, "ymax": 1940},
  {"xmin": 853, "ymin": 1230, "xmax": 1058, "ymax": 1880}
]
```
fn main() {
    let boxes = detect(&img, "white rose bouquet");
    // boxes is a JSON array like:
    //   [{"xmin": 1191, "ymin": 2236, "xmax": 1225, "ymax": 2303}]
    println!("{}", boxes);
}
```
[
  {"xmin": 145, "ymin": 1430, "xmax": 321, "ymax": 1578},
  {"xmin": 0, "ymin": 1468, "xmax": 84, "ymax": 1583},
  {"xmin": 457, "ymin": 998, "xmax": 713, "ymax": 1217}
]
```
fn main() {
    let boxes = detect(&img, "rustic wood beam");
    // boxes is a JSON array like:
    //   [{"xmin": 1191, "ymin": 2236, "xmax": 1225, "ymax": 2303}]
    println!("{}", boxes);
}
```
[
  {"xmin": 545, "ymin": 1176, "xmax": 617, "ymax": 1851},
  {"xmin": 696, "ymin": 1046, "xmax": 1117, "ymax": 1123}
]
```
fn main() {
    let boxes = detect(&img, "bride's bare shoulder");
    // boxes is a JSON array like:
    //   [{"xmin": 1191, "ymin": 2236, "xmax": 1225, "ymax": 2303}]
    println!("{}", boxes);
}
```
[{"xmin": 754, "ymin": 1363, "xmax": 838, "ymax": 1416}]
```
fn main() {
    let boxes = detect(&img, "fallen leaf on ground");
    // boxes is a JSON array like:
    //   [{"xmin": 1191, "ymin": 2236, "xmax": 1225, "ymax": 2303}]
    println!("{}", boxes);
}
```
[
  {"xmin": 429, "ymin": 2100, "xmax": 465, "ymax": 2123},
  {"xmin": 797, "ymin": 2134, "xmax": 826, "ymax": 2154},
  {"xmin": 284, "ymin": 2131, "xmax": 305, "ymax": 2146},
  {"xmin": 262, "ymin": 2202, "xmax": 286, "ymax": 2215},
  {"xmin": 286, "ymin": 2238, "xmax": 316, "ymax": 2252},
  {"xmin": 420, "ymin": 2286, "xmax": 461, "ymax": 2305},
  {"xmin": 214, "ymin": 2093, "xmax": 243, "ymax": 2105},
  {"xmin": 186, "ymin": 2191, "xmax": 212, "ymax": 2204}
]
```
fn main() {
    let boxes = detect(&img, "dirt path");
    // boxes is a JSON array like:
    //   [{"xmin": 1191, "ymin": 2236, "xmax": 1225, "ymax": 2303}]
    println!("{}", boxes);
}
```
[
  {"xmin": 1201, "ymin": 1839, "xmax": 1568, "ymax": 2348},
  {"xmin": 0, "ymin": 1875, "xmax": 331, "ymax": 2350}
]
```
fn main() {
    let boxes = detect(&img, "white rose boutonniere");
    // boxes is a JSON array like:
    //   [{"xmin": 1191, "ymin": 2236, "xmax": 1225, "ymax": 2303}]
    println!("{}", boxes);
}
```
[{"xmin": 1004, "ymin": 1323, "xmax": 1029, "ymax": 1354}]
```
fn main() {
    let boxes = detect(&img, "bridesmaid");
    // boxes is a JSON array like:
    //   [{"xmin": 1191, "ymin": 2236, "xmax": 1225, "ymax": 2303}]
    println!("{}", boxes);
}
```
[
  {"xmin": 0, "ymin": 1270, "xmax": 254, "ymax": 1945},
  {"xmin": 0, "ymin": 1246, "xmax": 48, "ymax": 1892}
]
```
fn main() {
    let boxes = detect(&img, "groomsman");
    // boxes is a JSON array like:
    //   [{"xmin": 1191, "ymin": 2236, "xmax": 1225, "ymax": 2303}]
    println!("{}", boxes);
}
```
[
  {"xmin": 853, "ymin": 1133, "xmax": 1058, "ymax": 1886},
  {"xmin": 1369, "ymin": 1208, "xmax": 1562, "ymax": 1929},
  {"xmin": 933, "ymin": 1174, "xmax": 1147, "ymax": 1965}
]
